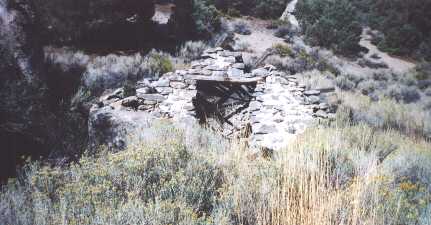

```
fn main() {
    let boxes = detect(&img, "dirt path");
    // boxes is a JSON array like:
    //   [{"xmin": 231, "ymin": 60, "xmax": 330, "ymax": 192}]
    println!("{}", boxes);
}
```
[
  {"xmin": 232, "ymin": 18, "xmax": 286, "ymax": 55},
  {"xmin": 279, "ymin": 0, "xmax": 416, "ymax": 75},
  {"xmin": 359, "ymin": 28, "xmax": 415, "ymax": 74},
  {"xmin": 280, "ymin": 0, "xmax": 299, "ymax": 29}
]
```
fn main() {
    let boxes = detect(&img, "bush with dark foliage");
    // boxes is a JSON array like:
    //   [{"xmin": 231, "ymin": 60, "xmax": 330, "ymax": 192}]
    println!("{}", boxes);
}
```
[
  {"xmin": 360, "ymin": 0, "xmax": 431, "ymax": 60},
  {"xmin": 215, "ymin": 0, "xmax": 289, "ymax": 19},
  {"xmin": 296, "ymin": 0, "xmax": 362, "ymax": 55},
  {"xmin": 169, "ymin": 0, "xmax": 221, "ymax": 39},
  {"xmin": 29, "ymin": 0, "xmax": 155, "ymax": 44}
]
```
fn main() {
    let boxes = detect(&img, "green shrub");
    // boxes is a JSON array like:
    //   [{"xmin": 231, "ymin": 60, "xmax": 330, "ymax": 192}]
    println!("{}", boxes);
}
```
[
  {"xmin": 0, "ymin": 123, "xmax": 223, "ymax": 225},
  {"xmin": 170, "ymin": 0, "xmax": 221, "ymax": 39},
  {"xmin": 303, "ymin": 0, "xmax": 431, "ymax": 60},
  {"xmin": 296, "ymin": 0, "xmax": 362, "ymax": 55},
  {"xmin": 1, "ymin": 119, "xmax": 430, "ymax": 224},
  {"xmin": 364, "ymin": 0, "xmax": 431, "ymax": 60},
  {"xmin": 178, "ymin": 41, "xmax": 209, "ymax": 63},
  {"xmin": 145, "ymin": 50, "xmax": 174, "ymax": 78},
  {"xmin": 272, "ymin": 43, "xmax": 294, "ymax": 57},
  {"xmin": 226, "ymin": 8, "xmax": 241, "ymax": 18},
  {"xmin": 339, "ymin": 93, "xmax": 431, "ymax": 138},
  {"xmin": 215, "ymin": 0, "xmax": 289, "ymax": 19}
]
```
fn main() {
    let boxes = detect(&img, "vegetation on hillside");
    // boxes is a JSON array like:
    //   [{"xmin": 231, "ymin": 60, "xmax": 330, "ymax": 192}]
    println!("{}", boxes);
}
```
[
  {"xmin": 2, "ymin": 0, "xmax": 431, "ymax": 224},
  {"xmin": 296, "ymin": 0, "xmax": 431, "ymax": 60},
  {"xmin": 169, "ymin": 0, "xmax": 221, "ymax": 39},
  {"xmin": 1, "ymin": 117, "xmax": 430, "ymax": 225},
  {"xmin": 354, "ymin": 0, "xmax": 431, "ymax": 60},
  {"xmin": 296, "ymin": 0, "xmax": 363, "ymax": 55},
  {"xmin": 215, "ymin": 0, "xmax": 290, "ymax": 19}
]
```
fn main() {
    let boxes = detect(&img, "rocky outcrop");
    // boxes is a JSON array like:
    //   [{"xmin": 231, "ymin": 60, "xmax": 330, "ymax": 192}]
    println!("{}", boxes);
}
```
[
  {"xmin": 0, "ymin": 0, "xmax": 88, "ymax": 181},
  {"xmin": 0, "ymin": 0, "xmax": 54, "ymax": 180},
  {"xmin": 91, "ymin": 47, "xmax": 335, "ymax": 151}
]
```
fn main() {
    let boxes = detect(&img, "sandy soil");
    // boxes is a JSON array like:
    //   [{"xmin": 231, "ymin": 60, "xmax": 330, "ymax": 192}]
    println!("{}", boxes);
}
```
[
  {"xmin": 233, "ymin": 18, "xmax": 286, "ymax": 55},
  {"xmin": 152, "ymin": 4, "xmax": 174, "ymax": 24}
]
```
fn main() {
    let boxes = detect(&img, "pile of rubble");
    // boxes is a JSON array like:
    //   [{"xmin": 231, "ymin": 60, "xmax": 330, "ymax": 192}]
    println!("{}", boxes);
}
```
[{"xmin": 93, "ymin": 47, "xmax": 335, "ymax": 150}]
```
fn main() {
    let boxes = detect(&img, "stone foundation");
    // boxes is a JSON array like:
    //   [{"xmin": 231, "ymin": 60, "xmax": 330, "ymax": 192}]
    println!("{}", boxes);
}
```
[{"xmin": 92, "ymin": 47, "xmax": 335, "ymax": 150}]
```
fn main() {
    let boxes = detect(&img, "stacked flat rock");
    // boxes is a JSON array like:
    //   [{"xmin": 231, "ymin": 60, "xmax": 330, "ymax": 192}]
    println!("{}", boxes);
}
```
[{"xmin": 93, "ymin": 47, "xmax": 335, "ymax": 151}]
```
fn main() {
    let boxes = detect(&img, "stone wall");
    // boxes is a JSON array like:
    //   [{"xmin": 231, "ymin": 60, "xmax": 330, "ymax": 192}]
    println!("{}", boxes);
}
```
[{"xmin": 91, "ymin": 47, "xmax": 335, "ymax": 151}]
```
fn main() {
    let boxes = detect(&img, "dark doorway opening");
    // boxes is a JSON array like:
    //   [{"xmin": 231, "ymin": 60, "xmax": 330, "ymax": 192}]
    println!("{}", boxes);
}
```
[{"xmin": 194, "ymin": 80, "xmax": 256, "ymax": 135}]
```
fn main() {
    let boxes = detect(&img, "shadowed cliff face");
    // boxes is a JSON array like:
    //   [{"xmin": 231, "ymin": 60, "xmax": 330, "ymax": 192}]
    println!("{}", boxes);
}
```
[
  {"xmin": 0, "ymin": 0, "xmax": 211, "ymax": 181},
  {"xmin": 0, "ymin": 0, "xmax": 88, "ymax": 182},
  {"xmin": 0, "ymin": 0, "xmax": 180, "ymax": 182},
  {"xmin": 28, "ymin": 0, "xmax": 156, "ymax": 50},
  {"xmin": 0, "ymin": 0, "xmax": 51, "ymax": 181}
]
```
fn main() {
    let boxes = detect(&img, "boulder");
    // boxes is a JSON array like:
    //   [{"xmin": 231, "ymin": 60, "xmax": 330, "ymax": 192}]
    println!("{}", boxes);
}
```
[
  {"xmin": 304, "ymin": 90, "xmax": 321, "ymax": 96},
  {"xmin": 170, "ymin": 81, "xmax": 188, "ymax": 89},
  {"xmin": 88, "ymin": 106, "xmax": 156, "ymax": 151},
  {"xmin": 252, "ymin": 68, "xmax": 270, "ymax": 77}
]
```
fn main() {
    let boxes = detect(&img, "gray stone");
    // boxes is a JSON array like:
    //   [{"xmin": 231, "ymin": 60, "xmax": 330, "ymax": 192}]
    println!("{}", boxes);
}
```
[
  {"xmin": 252, "ymin": 68, "xmax": 270, "ymax": 77},
  {"xmin": 185, "ymin": 79, "xmax": 197, "ymax": 85},
  {"xmin": 314, "ymin": 110, "xmax": 329, "ymax": 118},
  {"xmin": 191, "ymin": 61, "xmax": 202, "ymax": 69},
  {"xmin": 274, "ymin": 118, "xmax": 284, "ymax": 123},
  {"xmin": 201, "ymin": 53, "xmax": 218, "ymax": 59},
  {"xmin": 264, "ymin": 64, "xmax": 277, "ymax": 71},
  {"xmin": 136, "ymin": 79, "xmax": 152, "ymax": 88},
  {"xmin": 255, "ymin": 124, "xmax": 278, "ymax": 134},
  {"xmin": 136, "ymin": 87, "xmax": 153, "ymax": 95},
  {"xmin": 176, "ymin": 70, "xmax": 188, "ymax": 76},
  {"xmin": 136, "ymin": 93, "xmax": 166, "ymax": 102},
  {"xmin": 155, "ymin": 87, "xmax": 173, "ymax": 95},
  {"xmin": 205, "ymin": 47, "xmax": 223, "ymax": 54},
  {"xmin": 233, "ymin": 63, "xmax": 245, "ymax": 70},
  {"xmin": 200, "ymin": 70, "xmax": 213, "ymax": 76},
  {"xmin": 183, "ymin": 104, "xmax": 195, "ymax": 111},
  {"xmin": 227, "ymin": 68, "xmax": 244, "ymax": 77},
  {"xmin": 152, "ymin": 78, "xmax": 170, "ymax": 87},
  {"xmin": 223, "ymin": 56, "xmax": 237, "ymax": 63},
  {"xmin": 319, "ymin": 103, "xmax": 329, "ymax": 110},
  {"xmin": 212, "ymin": 71, "xmax": 227, "ymax": 77},
  {"xmin": 206, "ymin": 64, "xmax": 230, "ymax": 71},
  {"xmin": 248, "ymin": 101, "xmax": 261, "ymax": 112},
  {"xmin": 304, "ymin": 90, "xmax": 321, "ymax": 96},
  {"xmin": 308, "ymin": 96, "xmax": 320, "ymax": 104},
  {"xmin": 218, "ymin": 51, "xmax": 234, "ymax": 57},
  {"xmin": 187, "ymin": 69, "xmax": 202, "ymax": 75},
  {"xmin": 170, "ymin": 81, "xmax": 187, "ymax": 89},
  {"xmin": 188, "ymin": 85, "xmax": 197, "ymax": 90},
  {"xmin": 138, "ymin": 105, "xmax": 153, "ymax": 111}
]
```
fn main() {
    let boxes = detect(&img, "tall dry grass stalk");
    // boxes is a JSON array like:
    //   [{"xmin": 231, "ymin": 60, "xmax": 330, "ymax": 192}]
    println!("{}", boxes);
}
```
[
  {"xmin": 259, "ymin": 148, "xmax": 380, "ymax": 225},
  {"xmin": 224, "ymin": 125, "xmax": 420, "ymax": 225}
]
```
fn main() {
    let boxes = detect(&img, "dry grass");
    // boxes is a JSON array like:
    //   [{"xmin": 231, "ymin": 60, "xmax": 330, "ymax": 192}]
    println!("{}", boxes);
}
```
[
  {"xmin": 338, "ymin": 92, "xmax": 431, "ymax": 139},
  {"xmin": 1, "ymin": 120, "xmax": 430, "ymax": 225},
  {"xmin": 222, "ymin": 124, "xmax": 431, "ymax": 225}
]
